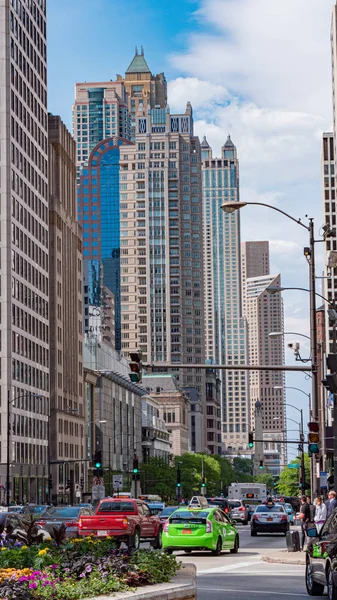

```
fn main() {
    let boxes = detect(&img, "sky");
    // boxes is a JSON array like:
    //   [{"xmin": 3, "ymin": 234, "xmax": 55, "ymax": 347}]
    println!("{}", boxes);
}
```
[{"xmin": 48, "ymin": 0, "xmax": 335, "ymax": 457}]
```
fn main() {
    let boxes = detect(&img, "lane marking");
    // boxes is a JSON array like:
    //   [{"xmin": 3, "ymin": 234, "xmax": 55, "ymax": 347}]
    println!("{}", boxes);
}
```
[
  {"xmin": 198, "ymin": 559, "xmax": 261, "ymax": 574},
  {"xmin": 198, "ymin": 587, "xmax": 308, "ymax": 597}
]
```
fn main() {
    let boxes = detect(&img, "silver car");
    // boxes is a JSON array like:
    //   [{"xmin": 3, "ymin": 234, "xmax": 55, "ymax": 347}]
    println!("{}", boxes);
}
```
[{"xmin": 229, "ymin": 499, "xmax": 249, "ymax": 525}]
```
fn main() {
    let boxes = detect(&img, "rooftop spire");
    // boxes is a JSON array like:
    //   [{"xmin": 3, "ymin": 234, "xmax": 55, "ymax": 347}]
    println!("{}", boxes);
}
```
[
  {"xmin": 224, "ymin": 134, "xmax": 235, "ymax": 147},
  {"xmin": 201, "ymin": 135, "xmax": 210, "ymax": 148},
  {"xmin": 126, "ymin": 47, "xmax": 151, "ymax": 74}
]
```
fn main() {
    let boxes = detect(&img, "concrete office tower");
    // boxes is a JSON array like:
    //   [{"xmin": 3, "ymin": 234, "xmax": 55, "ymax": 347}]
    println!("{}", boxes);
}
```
[
  {"xmin": 78, "ymin": 137, "xmax": 134, "ymax": 350},
  {"xmin": 202, "ymin": 136, "xmax": 249, "ymax": 453},
  {"xmin": 120, "ymin": 103, "xmax": 206, "ymax": 452},
  {"xmin": 0, "ymin": 0, "xmax": 49, "ymax": 503},
  {"xmin": 48, "ymin": 116, "xmax": 85, "ymax": 503},
  {"xmin": 73, "ymin": 82, "xmax": 130, "ymax": 165},
  {"xmin": 241, "ymin": 242, "xmax": 285, "ymax": 472},
  {"xmin": 321, "ymin": 133, "xmax": 337, "ymax": 353},
  {"xmin": 117, "ymin": 47, "xmax": 167, "ymax": 140}
]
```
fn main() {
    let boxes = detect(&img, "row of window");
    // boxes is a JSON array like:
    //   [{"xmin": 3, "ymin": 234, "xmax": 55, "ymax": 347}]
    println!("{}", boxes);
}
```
[
  {"xmin": 10, "ymin": 46, "xmax": 47, "ymax": 134},
  {"xmin": 11, "ymin": 94, "xmax": 47, "ymax": 175},
  {"xmin": 12, "ymin": 250, "xmax": 48, "ymax": 296},
  {"xmin": 12, "ymin": 223, "xmax": 47, "ymax": 271},
  {"xmin": 12, "ymin": 187, "xmax": 48, "ymax": 232},
  {"xmin": 12, "ymin": 302, "xmax": 48, "ymax": 343},
  {"xmin": 13, "ymin": 442, "xmax": 47, "ymax": 466},
  {"xmin": 12, "ymin": 358, "xmax": 49, "ymax": 391},
  {"xmin": 12, "ymin": 330, "xmax": 48, "ymax": 367}
]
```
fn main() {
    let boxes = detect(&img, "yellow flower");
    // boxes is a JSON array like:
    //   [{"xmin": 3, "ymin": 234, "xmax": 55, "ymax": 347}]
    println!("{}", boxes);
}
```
[
  {"xmin": 21, "ymin": 546, "xmax": 28, "ymax": 550},
  {"xmin": 37, "ymin": 548, "xmax": 48, "ymax": 556},
  {"xmin": 1, "ymin": 548, "xmax": 6, "ymax": 552}
]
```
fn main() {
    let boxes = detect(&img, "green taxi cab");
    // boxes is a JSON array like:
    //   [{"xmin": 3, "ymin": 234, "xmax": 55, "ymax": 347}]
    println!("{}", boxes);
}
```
[{"xmin": 162, "ymin": 497, "xmax": 239, "ymax": 555}]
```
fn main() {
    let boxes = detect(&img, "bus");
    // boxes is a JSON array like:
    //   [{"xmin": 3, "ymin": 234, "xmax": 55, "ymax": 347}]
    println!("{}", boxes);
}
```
[{"xmin": 228, "ymin": 483, "xmax": 267, "ymax": 520}]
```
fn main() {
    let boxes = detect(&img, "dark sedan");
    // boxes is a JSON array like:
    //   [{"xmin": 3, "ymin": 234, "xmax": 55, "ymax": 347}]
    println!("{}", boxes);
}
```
[
  {"xmin": 158, "ymin": 506, "xmax": 179, "ymax": 526},
  {"xmin": 36, "ymin": 506, "xmax": 94, "ymax": 538},
  {"xmin": 306, "ymin": 509, "xmax": 337, "ymax": 599}
]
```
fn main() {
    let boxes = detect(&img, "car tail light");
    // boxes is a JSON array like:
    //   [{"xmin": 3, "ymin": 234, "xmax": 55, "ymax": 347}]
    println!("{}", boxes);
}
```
[
  {"xmin": 280, "ymin": 515, "xmax": 287, "ymax": 522},
  {"xmin": 206, "ymin": 519, "xmax": 213, "ymax": 533},
  {"xmin": 122, "ymin": 518, "xmax": 128, "ymax": 529},
  {"xmin": 252, "ymin": 515, "xmax": 258, "ymax": 521},
  {"xmin": 78, "ymin": 519, "xmax": 83, "ymax": 529},
  {"xmin": 65, "ymin": 521, "xmax": 78, "ymax": 527},
  {"xmin": 36, "ymin": 520, "xmax": 46, "ymax": 526},
  {"xmin": 164, "ymin": 520, "xmax": 169, "ymax": 533},
  {"xmin": 224, "ymin": 508, "xmax": 229, "ymax": 514},
  {"xmin": 238, "ymin": 507, "xmax": 245, "ymax": 512}
]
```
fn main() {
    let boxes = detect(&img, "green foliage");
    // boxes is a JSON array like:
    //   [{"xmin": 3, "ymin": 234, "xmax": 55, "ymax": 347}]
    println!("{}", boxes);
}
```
[
  {"xmin": 277, "ymin": 454, "xmax": 311, "ymax": 496},
  {"xmin": 255, "ymin": 473, "xmax": 274, "ymax": 491},
  {"xmin": 130, "ymin": 549, "xmax": 179, "ymax": 584},
  {"xmin": 232, "ymin": 458, "xmax": 253, "ymax": 476}
]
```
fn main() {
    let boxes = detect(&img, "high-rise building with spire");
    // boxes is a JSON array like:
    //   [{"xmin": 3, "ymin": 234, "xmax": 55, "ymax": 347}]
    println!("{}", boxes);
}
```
[{"xmin": 202, "ymin": 135, "xmax": 249, "ymax": 453}]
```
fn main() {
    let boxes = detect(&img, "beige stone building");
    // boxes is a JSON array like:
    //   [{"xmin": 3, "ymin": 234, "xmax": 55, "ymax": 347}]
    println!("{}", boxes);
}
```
[
  {"xmin": 142, "ymin": 374, "xmax": 190, "ymax": 456},
  {"xmin": 48, "ymin": 115, "xmax": 85, "ymax": 503}
]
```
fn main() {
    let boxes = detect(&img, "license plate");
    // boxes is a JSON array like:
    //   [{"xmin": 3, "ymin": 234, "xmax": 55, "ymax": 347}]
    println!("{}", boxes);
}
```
[
  {"xmin": 266, "ymin": 518, "xmax": 273, "ymax": 522},
  {"xmin": 97, "ymin": 530, "xmax": 108, "ymax": 536},
  {"xmin": 182, "ymin": 529, "xmax": 192, "ymax": 534}
]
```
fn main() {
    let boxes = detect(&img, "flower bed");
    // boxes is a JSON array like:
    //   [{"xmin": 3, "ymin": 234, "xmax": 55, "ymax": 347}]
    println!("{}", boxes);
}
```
[{"xmin": 0, "ymin": 536, "xmax": 179, "ymax": 600}]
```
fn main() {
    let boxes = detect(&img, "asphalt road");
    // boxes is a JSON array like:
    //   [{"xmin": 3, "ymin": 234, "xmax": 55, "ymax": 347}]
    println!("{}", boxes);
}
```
[{"xmin": 177, "ymin": 525, "xmax": 308, "ymax": 599}]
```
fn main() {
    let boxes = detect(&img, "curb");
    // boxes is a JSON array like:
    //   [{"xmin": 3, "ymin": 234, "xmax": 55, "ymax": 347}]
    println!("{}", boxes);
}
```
[
  {"xmin": 85, "ymin": 564, "xmax": 197, "ymax": 600},
  {"xmin": 261, "ymin": 553, "xmax": 306, "ymax": 566}
]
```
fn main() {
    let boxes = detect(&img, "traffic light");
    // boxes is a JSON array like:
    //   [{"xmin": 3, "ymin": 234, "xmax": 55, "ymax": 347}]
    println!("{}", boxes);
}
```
[
  {"xmin": 323, "ymin": 354, "xmax": 337, "ymax": 394},
  {"xmin": 259, "ymin": 460, "xmax": 263, "ymax": 470},
  {"xmin": 177, "ymin": 468, "xmax": 181, "ymax": 488},
  {"xmin": 48, "ymin": 474, "xmax": 53, "ymax": 490},
  {"xmin": 129, "ymin": 351, "xmax": 142, "ymax": 383},
  {"xmin": 201, "ymin": 477, "xmax": 206, "ymax": 488},
  {"xmin": 248, "ymin": 432, "xmax": 254, "ymax": 449},
  {"xmin": 132, "ymin": 455, "xmax": 140, "ymax": 480},
  {"xmin": 308, "ymin": 421, "xmax": 319, "ymax": 454},
  {"xmin": 93, "ymin": 450, "xmax": 103, "ymax": 477}
]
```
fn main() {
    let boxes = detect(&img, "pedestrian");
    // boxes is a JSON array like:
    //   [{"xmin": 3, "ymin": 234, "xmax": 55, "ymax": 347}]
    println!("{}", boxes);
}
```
[
  {"xmin": 299, "ymin": 495, "xmax": 311, "ymax": 551},
  {"xmin": 307, "ymin": 496, "xmax": 316, "ymax": 522},
  {"xmin": 325, "ymin": 490, "xmax": 337, "ymax": 517},
  {"xmin": 314, "ymin": 497, "xmax": 327, "ymax": 533}
]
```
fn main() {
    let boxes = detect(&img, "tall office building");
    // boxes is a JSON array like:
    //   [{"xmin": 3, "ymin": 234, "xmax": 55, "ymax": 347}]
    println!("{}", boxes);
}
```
[
  {"xmin": 201, "ymin": 136, "xmax": 249, "ymax": 453},
  {"xmin": 120, "ymin": 103, "xmax": 206, "ymax": 451},
  {"xmin": 48, "ymin": 115, "xmax": 85, "ymax": 503},
  {"xmin": 321, "ymin": 132, "xmax": 337, "ymax": 353},
  {"xmin": 73, "ymin": 81, "xmax": 130, "ymax": 165},
  {"xmin": 77, "ymin": 137, "xmax": 134, "ymax": 350},
  {"xmin": 1, "ymin": 0, "xmax": 49, "ymax": 503},
  {"xmin": 117, "ymin": 47, "xmax": 167, "ymax": 140},
  {"xmin": 241, "ymin": 242, "xmax": 285, "ymax": 471}
]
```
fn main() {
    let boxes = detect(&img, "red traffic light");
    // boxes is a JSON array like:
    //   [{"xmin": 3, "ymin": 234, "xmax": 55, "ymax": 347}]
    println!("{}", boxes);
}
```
[{"xmin": 308, "ymin": 422, "xmax": 319, "ymax": 433}]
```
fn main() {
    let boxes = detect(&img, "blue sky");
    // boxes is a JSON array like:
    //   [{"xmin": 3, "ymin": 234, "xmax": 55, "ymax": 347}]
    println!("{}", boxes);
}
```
[{"xmin": 48, "ymin": 0, "xmax": 335, "ymax": 449}]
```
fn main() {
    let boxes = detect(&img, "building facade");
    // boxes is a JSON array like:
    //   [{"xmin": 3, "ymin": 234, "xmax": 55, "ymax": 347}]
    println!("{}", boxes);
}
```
[
  {"xmin": 1, "ymin": 0, "xmax": 49, "ymax": 503},
  {"xmin": 201, "ymin": 136, "xmax": 249, "ymax": 453},
  {"xmin": 77, "ymin": 137, "xmax": 134, "ymax": 350},
  {"xmin": 119, "ymin": 103, "xmax": 206, "ymax": 450},
  {"xmin": 48, "ymin": 115, "xmax": 85, "ymax": 504},
  {"xmin": 141, "ymin": 396, "xmax": 171, "ymax": 462},
  {"xmin": 73, "ymin": 81, "xmax": 130, "ymax": 165},
  {"xmin": 142, "ymin": 374, "xmax": 190, "ymax": 456},
  {"xmin": 241, "ymin": 241, "xmax": 285, "ymax": 470},
  {"xmin": 118, "ymin": 48, "xmax": 167, "ymax": 140}
]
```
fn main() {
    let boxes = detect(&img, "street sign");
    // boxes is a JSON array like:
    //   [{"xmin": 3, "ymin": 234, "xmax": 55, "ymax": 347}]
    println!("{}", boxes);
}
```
[
  {"xmin": 113, "ymin": 475, "xmax": 123, "ymax": 490},
  {"xmin": 92, "ymin": 485, "xmax": 105, "ymax": 501},
  {"xmin": 287, "ymin": 464, "xmax": 300, "ymax": 469},
  {"xmin": 320, "ymin": 472, "xmax": 328, "ymax": 488}
]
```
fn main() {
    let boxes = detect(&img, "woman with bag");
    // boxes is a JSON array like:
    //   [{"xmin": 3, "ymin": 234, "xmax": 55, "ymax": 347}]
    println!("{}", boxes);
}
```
[{"xmin": 314, "ymin": 496, "xmax": 327, "ymax": 533}]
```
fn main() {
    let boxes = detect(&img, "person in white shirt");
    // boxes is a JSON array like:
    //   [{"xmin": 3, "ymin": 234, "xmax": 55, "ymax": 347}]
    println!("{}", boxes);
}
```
[{"xmin": 314, "ymin": 496, "xmax": 327, "ymax": 533}]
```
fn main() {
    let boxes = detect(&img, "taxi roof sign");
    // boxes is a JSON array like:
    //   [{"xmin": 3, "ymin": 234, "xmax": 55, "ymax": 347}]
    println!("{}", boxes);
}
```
[{"xmin": 189, "ymin": 496, "xmax": 209, "ymax": 508}]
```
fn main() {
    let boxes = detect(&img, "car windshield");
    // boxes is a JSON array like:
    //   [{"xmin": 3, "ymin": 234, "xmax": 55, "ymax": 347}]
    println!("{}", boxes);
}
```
[
  {"xmin": 97, "ymin": 502, "xmax": 136, "ymax": 513},
  {"xmin": 160, "ymin": 507, "xmax": 177, "ymax": 517},
  {"xmin": 45, "ymin": 507, "xmax": 81, "ymax": 518},
  {"xmin": 229, "ymin": 501, "xmax": 241, "ymax": 508},
  {"xmin": 170, "ymin": 510, "xmax": 210, "ymax": 523},
  {"xmin": 256, "ymin": 505, "xmax": 284, "ymax": 513},
  {"xmin": 148, "ymin": 507, "xmax": 162, "ymax": 515}
]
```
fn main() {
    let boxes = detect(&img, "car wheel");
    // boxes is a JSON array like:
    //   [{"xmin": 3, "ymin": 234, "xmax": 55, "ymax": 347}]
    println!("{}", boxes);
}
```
[
  {"xmin": 151, "ymin": 528, "xmax": 162, "ymax": 550},
  {"xmin": 230, "ymin": 535, "xmax": 239, "ymax": 554},
  {"xmin": 212, "ymin": 536, "xmax": 222, "ymax": 556},
  {"xmin": 251, "ymin": 530, "xmax": 257, "ymax": 537},
  {"xmin": 305, "ymin": 560, "xmax": 324, "ymax": 596},
  {"xmin": 327, "ymin": 565, "xmax": 337, "ymax": 600},
  {"xmin": 184, "ymin": 549, "xmax": 192, "ymax": 553},
  {"xmin": 131, "ymin": 528, "xmax": 140, "ymax": 551}
]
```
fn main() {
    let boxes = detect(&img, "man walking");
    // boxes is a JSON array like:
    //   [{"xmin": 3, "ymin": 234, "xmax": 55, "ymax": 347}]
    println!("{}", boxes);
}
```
[
  {"xmin": 299, "ymin": 495, "xmax": 311, "ymax": 551},
  {"xmin": 325, "ymin": 491, "xmax": 337, "ymax": 517}
]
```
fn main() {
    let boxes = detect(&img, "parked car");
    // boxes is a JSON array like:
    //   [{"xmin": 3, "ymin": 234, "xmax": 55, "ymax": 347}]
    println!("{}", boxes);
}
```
[
  {"xmin": 21, "ymin": 505, "xmax": 49, "ymax": 519},
  {"xmin": 305, "ymin": 508, "xmax": 337, "ymax": 598},
  {"xmin": 251, "ymin": 503, "xmax": 289, "ymax": 536},
  {"xmin": 78, "ymin": 498, "xmax": 162, "ymax": 549},
  {"xmin": 36, "ymin": 506, "xmax": 94, "ymax": 538},
  {"xmin": 229, "ymin": 500, "xmax": 249, "ymax": 525},
  {"xmin": 163, "ymin": 499, "xmax": 239, "ymax": 555},
  {"xmin": 158, "ymin": 506, "xmax": 179, "ymax": 526}
]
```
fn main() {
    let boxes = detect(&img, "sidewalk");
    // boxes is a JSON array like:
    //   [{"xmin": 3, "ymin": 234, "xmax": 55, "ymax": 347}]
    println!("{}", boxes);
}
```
[{"xmin": 261, "ymin": 550, "xmax": 306, "ymax": 565}]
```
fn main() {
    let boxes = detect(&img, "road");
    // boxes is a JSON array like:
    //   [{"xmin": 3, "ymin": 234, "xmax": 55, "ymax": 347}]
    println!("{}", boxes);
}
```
[{"xmin": 177, "ymin": 525, "xmax": 307, "ymax": 599}]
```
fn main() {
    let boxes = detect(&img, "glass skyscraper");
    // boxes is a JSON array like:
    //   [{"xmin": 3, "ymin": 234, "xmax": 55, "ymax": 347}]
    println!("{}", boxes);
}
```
[
  {"xmin": 78, "ymin": 138, "xmax": 134, "ymax": 350},
  {"xmin": 202, "ymin": 136, "xmax": 250, "ymax": 453}
]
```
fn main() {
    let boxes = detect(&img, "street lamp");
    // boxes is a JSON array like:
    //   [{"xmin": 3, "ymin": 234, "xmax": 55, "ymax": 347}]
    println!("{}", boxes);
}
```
[
  {"xmin": 7, "ymin": 392, "xmax": 46, "ymax": 506},
  {"xmin": 222, "ymin": 200, "xmax": 319, "ymax": 496},
  {"xmin": 269, "ymin": 332, "xmax": 310, "ymax": 341},
  {"xmin": 266, "ymin": 285, "xmax": 334, "ymax": 307}
]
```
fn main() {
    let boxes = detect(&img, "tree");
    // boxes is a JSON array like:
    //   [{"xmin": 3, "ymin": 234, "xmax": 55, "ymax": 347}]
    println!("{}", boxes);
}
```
[
  {"xmin": 276, "ymin": 454, "xmax": 310, "ymax": 496},
  {"xmin": 233, "ymin": 457, "xmax": 253, "ymax": 476},
  {"xmin": 255, "ymin": 473, "xmax": 274, "ymax": 492}
]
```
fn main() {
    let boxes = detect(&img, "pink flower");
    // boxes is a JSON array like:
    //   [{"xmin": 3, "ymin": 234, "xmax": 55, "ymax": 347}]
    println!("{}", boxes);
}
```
[{"xmin": 29, "ymin": 582, "xmax": 37, "ymax": 589}]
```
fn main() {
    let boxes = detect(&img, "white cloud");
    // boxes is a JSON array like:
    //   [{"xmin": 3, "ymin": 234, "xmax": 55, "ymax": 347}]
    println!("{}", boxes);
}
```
[{"xmin": 168, "ymin": 77, "xmax": 229, "ymax": 111}]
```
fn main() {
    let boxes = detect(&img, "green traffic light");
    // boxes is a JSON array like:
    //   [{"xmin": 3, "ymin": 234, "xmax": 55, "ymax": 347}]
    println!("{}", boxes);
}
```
[
  {"xmin": 95, "ymin": 462, "xmax": 101, "ymax": 468},
  {"xmin": 248, "ymin": 442, "xmax": 254, "ymax": 448},
  {"xmin": 133, "ymin": 468, "xmax": 139, "ymax": 474},
  {"xmin": 177, "ymin": 483, "xmax": 181, "ymax": 487}
]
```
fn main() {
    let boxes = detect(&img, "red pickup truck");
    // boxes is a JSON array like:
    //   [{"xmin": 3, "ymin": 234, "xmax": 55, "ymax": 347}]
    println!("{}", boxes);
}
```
[{"xmin": 78, "ymin": 498, "xmax": 162, "ymax": 549}]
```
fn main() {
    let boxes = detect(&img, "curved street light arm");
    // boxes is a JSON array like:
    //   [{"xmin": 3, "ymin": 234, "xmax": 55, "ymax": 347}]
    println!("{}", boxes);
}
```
[{"xmin": 244, "ymin": 202, "xmax": 310, "ymax": 231}]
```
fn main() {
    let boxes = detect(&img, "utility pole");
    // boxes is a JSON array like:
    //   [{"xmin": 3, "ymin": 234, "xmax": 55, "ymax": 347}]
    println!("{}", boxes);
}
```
[{"xmin": 253, "ymin": 401, "xmax": 264, "ymax": 476}]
